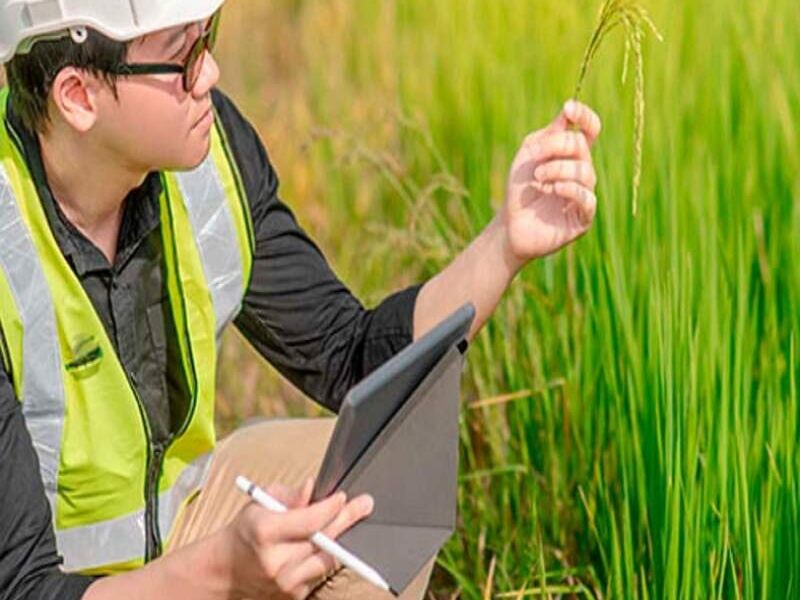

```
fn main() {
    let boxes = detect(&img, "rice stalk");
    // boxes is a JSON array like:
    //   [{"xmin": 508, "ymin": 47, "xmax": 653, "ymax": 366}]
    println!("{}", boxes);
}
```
[{"xmin": 574, "ymin": 0, "xmax": 662, "ymax": 215}]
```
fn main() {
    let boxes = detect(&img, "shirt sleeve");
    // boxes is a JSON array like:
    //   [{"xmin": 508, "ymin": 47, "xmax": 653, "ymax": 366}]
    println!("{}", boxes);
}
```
[
  {"xmin": 0, "ymin": 362, "xmax": 96, "ymax": 600},
  {"xmin": 211, "ymin": 89, "xmax": 421, "ymax": 412}
]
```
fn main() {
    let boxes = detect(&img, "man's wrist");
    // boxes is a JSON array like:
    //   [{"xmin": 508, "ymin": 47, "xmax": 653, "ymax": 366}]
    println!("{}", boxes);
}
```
[
  {"xmin": 79, "ymin": 528, "xmax": 236, "ymax": 600},
  {"xmin": 485, "ymin": 214, "xmax": 526, "ymax": 280},
  {"xmin": 200, "ymin": 528, "xmax": 238, "ymax": 598},
  {"xmin": 160, "ymin": 528, "xmax": 238, "ymax": 600}
]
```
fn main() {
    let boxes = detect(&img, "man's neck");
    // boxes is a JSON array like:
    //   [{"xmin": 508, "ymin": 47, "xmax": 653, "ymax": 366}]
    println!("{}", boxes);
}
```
[{"xmin": 37, "ymin": 125, "xmax": 148, "ymax": 266}]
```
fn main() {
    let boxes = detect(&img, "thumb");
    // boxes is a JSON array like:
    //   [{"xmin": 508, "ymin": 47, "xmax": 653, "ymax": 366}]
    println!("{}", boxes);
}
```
[
  {"xmin": 271, "ymin": 492, "xmax": 347, "ymax": 542},
  {"xmin": 542, "ymin": 107, "xmax": 570, "ymax": 135}
]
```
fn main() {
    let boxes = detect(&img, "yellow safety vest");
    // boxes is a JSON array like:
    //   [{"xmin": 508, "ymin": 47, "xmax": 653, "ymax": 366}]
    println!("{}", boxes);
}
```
[{"xmin": 0, "ymin": 87, "xmax": 253, "ymax": 573}]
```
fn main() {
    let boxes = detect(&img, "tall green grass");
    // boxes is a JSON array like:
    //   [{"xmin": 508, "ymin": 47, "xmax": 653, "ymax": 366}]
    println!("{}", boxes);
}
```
[{"xmin": 216, "ymin": 0, "xmax": 800, "ymax": 596}]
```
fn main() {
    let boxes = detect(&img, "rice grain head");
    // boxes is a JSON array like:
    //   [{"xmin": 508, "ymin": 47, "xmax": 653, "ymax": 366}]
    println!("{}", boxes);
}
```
[{"xmin": 574, "ymin": 0, "xmax": 662, "ymax": 216}]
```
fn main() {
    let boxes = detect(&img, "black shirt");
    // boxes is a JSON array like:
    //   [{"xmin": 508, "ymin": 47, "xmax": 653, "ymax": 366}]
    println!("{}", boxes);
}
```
[{"xmin": 0, "ymin": 88, "xmax": 420, "ymax": 600}]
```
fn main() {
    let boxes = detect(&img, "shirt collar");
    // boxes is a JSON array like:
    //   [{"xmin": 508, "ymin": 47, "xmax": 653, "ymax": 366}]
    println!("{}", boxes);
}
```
[{"xmin": 4, "ymin": 95, "xmax": 162, "ymax": 276}]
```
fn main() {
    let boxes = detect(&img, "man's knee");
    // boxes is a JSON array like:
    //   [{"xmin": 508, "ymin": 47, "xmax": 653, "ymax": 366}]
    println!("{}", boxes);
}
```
[
  {"xmin": 213, "ymin": 417, "xmax": 336, "ymax": 489},
  {"xmin": 168, "ymin": 418, "xmax": 336, "ymax": 550}
]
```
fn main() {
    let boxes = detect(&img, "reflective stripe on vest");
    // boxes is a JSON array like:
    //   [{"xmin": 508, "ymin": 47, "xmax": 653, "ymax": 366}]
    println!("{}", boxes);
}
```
[
  {"xmin": 174, "ymin": 141, "xmax": 246, "ymax": 338},
  {"xmin": 56, "ymin": 452, "xmax": 212, "ymax": 571},
  {"xmin": 0, "ymin": 88, "xmax": 253, "ymax": 572},
  {"xmin": 0, "ymin": 165, "xmax": 64, "ymax": 496}
]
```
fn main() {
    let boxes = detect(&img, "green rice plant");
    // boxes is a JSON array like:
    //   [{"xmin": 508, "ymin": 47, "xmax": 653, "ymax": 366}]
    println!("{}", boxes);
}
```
[
  {"xmin": 216, "ymin": 0, "xmax": 800, "ymax": 596},
  {"xmin": 574, "ymin": 0, "xmax": 662, "ymax": 216}
]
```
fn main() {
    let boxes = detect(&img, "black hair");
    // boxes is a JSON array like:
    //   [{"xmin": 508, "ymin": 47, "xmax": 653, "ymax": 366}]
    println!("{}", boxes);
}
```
[{"xmin": 4, "ymin": 29, "xmax": 130, "ymax": 133}]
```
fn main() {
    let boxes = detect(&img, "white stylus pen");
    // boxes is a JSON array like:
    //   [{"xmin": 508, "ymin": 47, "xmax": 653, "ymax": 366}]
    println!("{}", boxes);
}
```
[{"xmin": 235, "ymin": 475, "xmax": 390, "ymax": 592}]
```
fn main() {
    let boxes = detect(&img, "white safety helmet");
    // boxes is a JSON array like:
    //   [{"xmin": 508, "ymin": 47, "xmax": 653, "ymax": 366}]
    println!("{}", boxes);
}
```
[{"xmin": 0, "ymin": 0, "xmax": 225, "ymax": 63}]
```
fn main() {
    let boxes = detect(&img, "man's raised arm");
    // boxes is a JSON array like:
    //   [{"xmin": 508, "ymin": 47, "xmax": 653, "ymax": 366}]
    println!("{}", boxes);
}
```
[{"xmin": 413, "ymin": 100, "xmax": 603, "ymax": 341}]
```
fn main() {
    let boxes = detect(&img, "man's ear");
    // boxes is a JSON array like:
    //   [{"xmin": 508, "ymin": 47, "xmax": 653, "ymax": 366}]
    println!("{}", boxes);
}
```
[{"xmin": 49, "ymin": 67, "xmax": 101, "ymax": 133}]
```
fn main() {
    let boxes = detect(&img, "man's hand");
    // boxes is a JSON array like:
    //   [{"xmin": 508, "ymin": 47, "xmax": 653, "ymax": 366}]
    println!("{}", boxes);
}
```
[
  {"xmin": 413, "ymin": 100, "xmax": 602, "ymax": 342},
  {"xmin": 225, "ymin": 478, "xmax": 374, "ymax": 599},
  {"xmin": 500, "ymin": 100, "xmax": 602, "ymax": 270},
  {"xmin": 82, "ymin": 479, "xmax": 374, "ymax": 600}
]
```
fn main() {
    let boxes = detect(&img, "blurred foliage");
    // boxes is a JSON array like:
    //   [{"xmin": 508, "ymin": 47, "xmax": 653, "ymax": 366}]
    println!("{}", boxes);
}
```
[{"xmin": 214, "ymin": 1, "xmax": 800, "ymax": 597}]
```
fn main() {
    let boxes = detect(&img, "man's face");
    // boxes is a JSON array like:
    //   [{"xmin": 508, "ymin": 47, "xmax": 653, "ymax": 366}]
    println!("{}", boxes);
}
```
[{"xmin": 92, "ymin": 20, "xmax": 221, "ymax": 172}]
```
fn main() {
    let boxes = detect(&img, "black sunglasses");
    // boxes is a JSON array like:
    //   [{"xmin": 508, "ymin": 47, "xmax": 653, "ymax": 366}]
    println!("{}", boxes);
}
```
[{"xmin": 109, "ymin": 10, "xmax": 221, "ymax": 92}]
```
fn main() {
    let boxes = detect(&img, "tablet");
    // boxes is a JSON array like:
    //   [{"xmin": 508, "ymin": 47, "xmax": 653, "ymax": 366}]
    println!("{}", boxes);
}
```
[{"xmin": 312, "ymin": 303, "xmax": 475, "ymax": 501}]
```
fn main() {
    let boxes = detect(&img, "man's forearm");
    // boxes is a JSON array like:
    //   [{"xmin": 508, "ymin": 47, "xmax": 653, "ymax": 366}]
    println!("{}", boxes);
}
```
[{"xmin": 413, "ymin": 215, "xmax": 522, "ymax": 342}]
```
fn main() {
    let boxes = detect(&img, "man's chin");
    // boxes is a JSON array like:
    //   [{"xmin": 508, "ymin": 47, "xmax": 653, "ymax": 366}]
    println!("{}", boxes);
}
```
[{"xmin": 162, "ymin": 142, "xmax": 212, "ymax": 173}]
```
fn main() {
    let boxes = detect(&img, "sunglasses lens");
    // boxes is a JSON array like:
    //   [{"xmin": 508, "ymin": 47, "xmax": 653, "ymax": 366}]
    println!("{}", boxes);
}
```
[
  {"xmin": 183, "ymin": 42, "xmax": 204, "ymax": 91},
  {"xmin": 183, "ymin": 11, "xmax": 221, "ymax": 91},
  {"xmin": 208, "ymin": 11, "xmax": 221, "ymax": 50}
]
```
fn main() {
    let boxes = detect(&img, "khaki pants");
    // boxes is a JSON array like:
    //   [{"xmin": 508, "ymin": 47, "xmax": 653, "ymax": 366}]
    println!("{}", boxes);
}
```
[{"xmin": 168, "ymin": 419, "xmax": 435, "ymax": 599}]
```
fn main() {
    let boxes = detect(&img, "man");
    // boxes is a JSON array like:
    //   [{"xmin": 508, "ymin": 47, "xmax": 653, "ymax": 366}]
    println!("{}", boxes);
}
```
[{"xmin": 0, "ymin": 0, "xmax": 602, "ymax": 598}]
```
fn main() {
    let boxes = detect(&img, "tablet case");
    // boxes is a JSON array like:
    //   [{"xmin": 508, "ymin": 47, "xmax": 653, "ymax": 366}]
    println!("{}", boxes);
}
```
[{"xmin": 331, "ymin": 344, "xmax": 465, "ymax": 595}]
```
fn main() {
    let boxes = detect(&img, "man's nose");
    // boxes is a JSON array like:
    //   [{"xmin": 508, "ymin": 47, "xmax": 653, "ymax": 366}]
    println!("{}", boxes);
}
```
[{"xmin": 192, "ymin": 51, "xmax": 220, "ymax": 98}]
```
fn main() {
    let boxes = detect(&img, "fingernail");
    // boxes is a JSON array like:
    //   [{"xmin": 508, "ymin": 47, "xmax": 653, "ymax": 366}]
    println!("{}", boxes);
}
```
[
  {"xmin": 362, "ymin": 495, "xmax": 374, "ymax": 513},
  {"xmin": 564, "ymin": 99, "xmax": 577, "ymax": 114}
]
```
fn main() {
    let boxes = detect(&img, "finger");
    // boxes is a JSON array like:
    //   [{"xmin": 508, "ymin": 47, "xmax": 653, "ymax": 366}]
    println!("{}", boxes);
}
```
[
  {"xmin": 269, "ymin": 478, "xmax": 314, "ymax": 510},
  {"xmin": 264, "ymin": 492, "xmax": 347, "ymax": 541},
  {"xmin": 563, "ymin": 99, "xmax": 602, "ymax": 145},
  {"xmin": 255, "ymin": 539, "xmax": 317, "ymax": 582},
  {"xmin": 529, "ymin": 181, "xmax": 555, "ymax": 196},
  {"xmin": 542, "ymin": 108, "xmax": 570, "ymax": 135},
  {"xmin": 553, "ymin": 181, "xmax": 597, "ymax": 225},
  {"xmin": 302, "ymin": 478, "xmax": 315, "ymax": 504},
  {"xmin": 527, "ymin": 131, "xmax": 591, "ymax": 164},
  {"xmin": 289, "ymin": 584, "xmax": 311, "ymax": 600},
  {"xmin": 278, "ymin": 549, "xmax": 340, "ymax": 594},
  {"xmin": 320, "ymin": 494, "xmax": 374, "ymax": 541},
  {"xmin": 533, "ymin": 160, "xmax": 597, "ymax": 189},
  {"xmin": 289, "ymin": 477, "xmax": 315, "ymax": 509},
  {"xmin": 264, "ymin": 482, "xmax": 295, "ymax": 507}
]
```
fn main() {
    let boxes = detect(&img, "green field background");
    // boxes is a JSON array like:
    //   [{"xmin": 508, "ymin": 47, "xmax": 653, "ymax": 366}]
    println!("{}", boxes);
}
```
[{"xmin": 213, "ymin": 1, "xmax": 800, "ymax": 597}]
